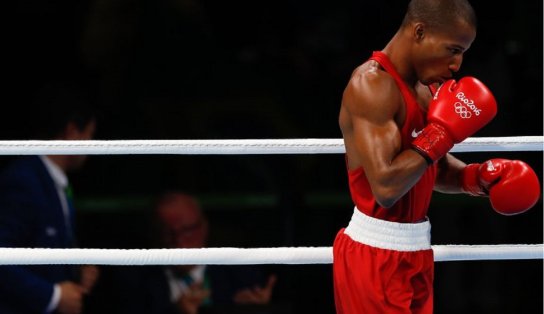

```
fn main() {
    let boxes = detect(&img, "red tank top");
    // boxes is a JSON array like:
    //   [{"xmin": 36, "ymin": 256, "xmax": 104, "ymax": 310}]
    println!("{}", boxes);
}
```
[{"xmin": 347, "ymin": 51, "xmax": 437, "ymax": 223}]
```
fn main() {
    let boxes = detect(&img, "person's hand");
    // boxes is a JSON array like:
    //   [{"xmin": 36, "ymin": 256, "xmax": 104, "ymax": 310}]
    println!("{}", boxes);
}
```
[
  {"xmin": 176, "ymin": 282, "xmax": 210, "ymax": 314},
  {"xmin": 80, "ymin": 265, "xmax": 100, "ymax": 294},
  {"xmin": 233, "ymin": 274, "xmax": 277, "ymax": 305},
  {"xmin": 57, "ymin": 281, "xmax": 84, "ymax": 314},
  {"xmin": 461, "ymin": 158, "xmax": 541, "ymax": 215},
  {"xmin": 412, "ymin": 77, "xmax": 497, "ymax": 164}
]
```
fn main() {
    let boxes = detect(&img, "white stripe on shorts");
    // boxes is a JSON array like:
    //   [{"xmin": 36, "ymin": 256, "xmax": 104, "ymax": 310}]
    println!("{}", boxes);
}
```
[{"xmin": 344, "ymin": 207, "xmax": 431, "ymax": 252}]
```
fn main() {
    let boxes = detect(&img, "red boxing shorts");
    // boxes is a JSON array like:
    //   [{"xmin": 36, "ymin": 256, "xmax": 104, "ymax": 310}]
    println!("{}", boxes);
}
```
[{"xmin": 333, "ymin": 208, "xmax": 434, "ymax": 314}]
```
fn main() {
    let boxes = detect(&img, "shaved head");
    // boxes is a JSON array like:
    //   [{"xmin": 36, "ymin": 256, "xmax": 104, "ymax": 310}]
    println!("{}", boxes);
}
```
[{"xmin": 401, "ymin": 0, "xmax": 477, "ymax": 31}]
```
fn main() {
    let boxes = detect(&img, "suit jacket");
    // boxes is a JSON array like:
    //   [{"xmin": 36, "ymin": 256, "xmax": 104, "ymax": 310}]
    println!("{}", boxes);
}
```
[{"xmin": 0, "ymin": 156, "xmax": 78, "ymax": 313}]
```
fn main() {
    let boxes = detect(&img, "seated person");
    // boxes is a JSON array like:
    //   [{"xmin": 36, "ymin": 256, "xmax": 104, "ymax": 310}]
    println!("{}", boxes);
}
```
[{"xmin": 101, "ymin": 192, "xmax": 277, "ymax": 314}]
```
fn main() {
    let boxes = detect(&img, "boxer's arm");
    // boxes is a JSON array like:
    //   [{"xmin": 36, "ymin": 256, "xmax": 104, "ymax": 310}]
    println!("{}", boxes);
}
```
[
  {"xmin": 434, "ymin": 153, "xmax": 466, "ymax": 193},
  {"xmin": 342, "ymin": 69, "xmax": 428, "ymax": 208}
]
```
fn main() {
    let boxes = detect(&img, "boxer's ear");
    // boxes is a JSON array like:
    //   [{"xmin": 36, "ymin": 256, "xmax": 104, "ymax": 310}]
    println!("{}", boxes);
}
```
[{"xmin": 414, "ymin": 23, "xmax": 425, "ymax": 41}]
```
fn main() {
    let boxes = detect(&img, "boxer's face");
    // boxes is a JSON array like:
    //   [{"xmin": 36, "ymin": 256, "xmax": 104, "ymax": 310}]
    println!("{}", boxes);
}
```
[{"xmin": 413, "ymin": 19, "xmax": 476, "ymax": 85}]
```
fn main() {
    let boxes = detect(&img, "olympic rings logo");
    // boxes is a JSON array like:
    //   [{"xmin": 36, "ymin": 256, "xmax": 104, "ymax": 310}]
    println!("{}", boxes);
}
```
[{"xmin": 454, "ymin": 102, "xmax": 472, "ymax": 119}]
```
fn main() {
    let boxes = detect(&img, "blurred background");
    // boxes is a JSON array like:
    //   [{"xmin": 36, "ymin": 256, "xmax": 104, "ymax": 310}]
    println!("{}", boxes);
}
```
[{"xmin": 3, "ymin": 0, "xmax": 543, "ymax": 313}]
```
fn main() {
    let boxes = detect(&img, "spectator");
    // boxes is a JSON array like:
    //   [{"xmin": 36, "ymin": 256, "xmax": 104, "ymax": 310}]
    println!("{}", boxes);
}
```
[
  {"xmin": 106, "ymin": 192, "xmax": 277, "ymax": 314},
  {"xmin": 0, "ymin": 80, "xmax": 100, "ymax": 314}
]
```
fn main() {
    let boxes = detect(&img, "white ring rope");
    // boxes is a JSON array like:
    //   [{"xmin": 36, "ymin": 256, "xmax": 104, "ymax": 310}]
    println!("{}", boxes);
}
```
[
  {"xmin": 0, "ymin": 245, "xmax": 541, "ymax": 265},
  {"xmin": 0, "ymin": 136, "xmax": 541, "ymax": 265},
  {"xmin": 0, "ymin": 136, "xmax": 541, "ymax": 155}
]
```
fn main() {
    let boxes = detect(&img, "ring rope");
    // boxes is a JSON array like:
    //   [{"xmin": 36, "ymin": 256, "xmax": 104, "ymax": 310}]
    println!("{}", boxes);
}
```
[
  {"xmin": 0, "ymin": 136, "xmax": 541, "ymax": 155},
  {"xmin": 1, "ymin": 136, "xmax": 541, "ymax": 265},
  {"xmin": 0, "ymin": 245, "xmax": 541, "ymax": 265}
]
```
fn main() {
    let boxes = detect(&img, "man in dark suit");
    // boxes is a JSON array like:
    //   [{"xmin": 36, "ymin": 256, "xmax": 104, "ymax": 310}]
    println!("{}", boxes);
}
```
[{"xmin": 0, "ymin": 81, "xmax": 100, "ymax": 314}]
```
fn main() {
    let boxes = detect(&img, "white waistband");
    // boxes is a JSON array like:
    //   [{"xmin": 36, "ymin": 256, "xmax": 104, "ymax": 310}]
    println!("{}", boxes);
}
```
[{"xmin": 343, "ymin": 207, "xmax": 431, "ymax": 252}]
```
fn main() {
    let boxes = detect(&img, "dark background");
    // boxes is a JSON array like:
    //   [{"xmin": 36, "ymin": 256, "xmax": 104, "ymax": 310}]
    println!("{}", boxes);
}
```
[{"xmin": 3, "ymin": 0, "xmax": 543, "ymax": 313}]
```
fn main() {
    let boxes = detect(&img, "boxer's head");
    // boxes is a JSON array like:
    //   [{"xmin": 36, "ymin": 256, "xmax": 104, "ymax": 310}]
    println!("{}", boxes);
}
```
[{"xmin": 400, "ymin": 0, "xmax": 477, "ymax": 85}]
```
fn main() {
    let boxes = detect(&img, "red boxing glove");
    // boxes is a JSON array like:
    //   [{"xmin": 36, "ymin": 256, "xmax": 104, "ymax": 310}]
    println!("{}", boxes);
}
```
[
  {"xmin": 412, "ymin": 77, "xmax": 497, "ymax": 164},
  {"xmin": 461, "ymin": 159, "xmax": 541, "ymax": 215}
]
